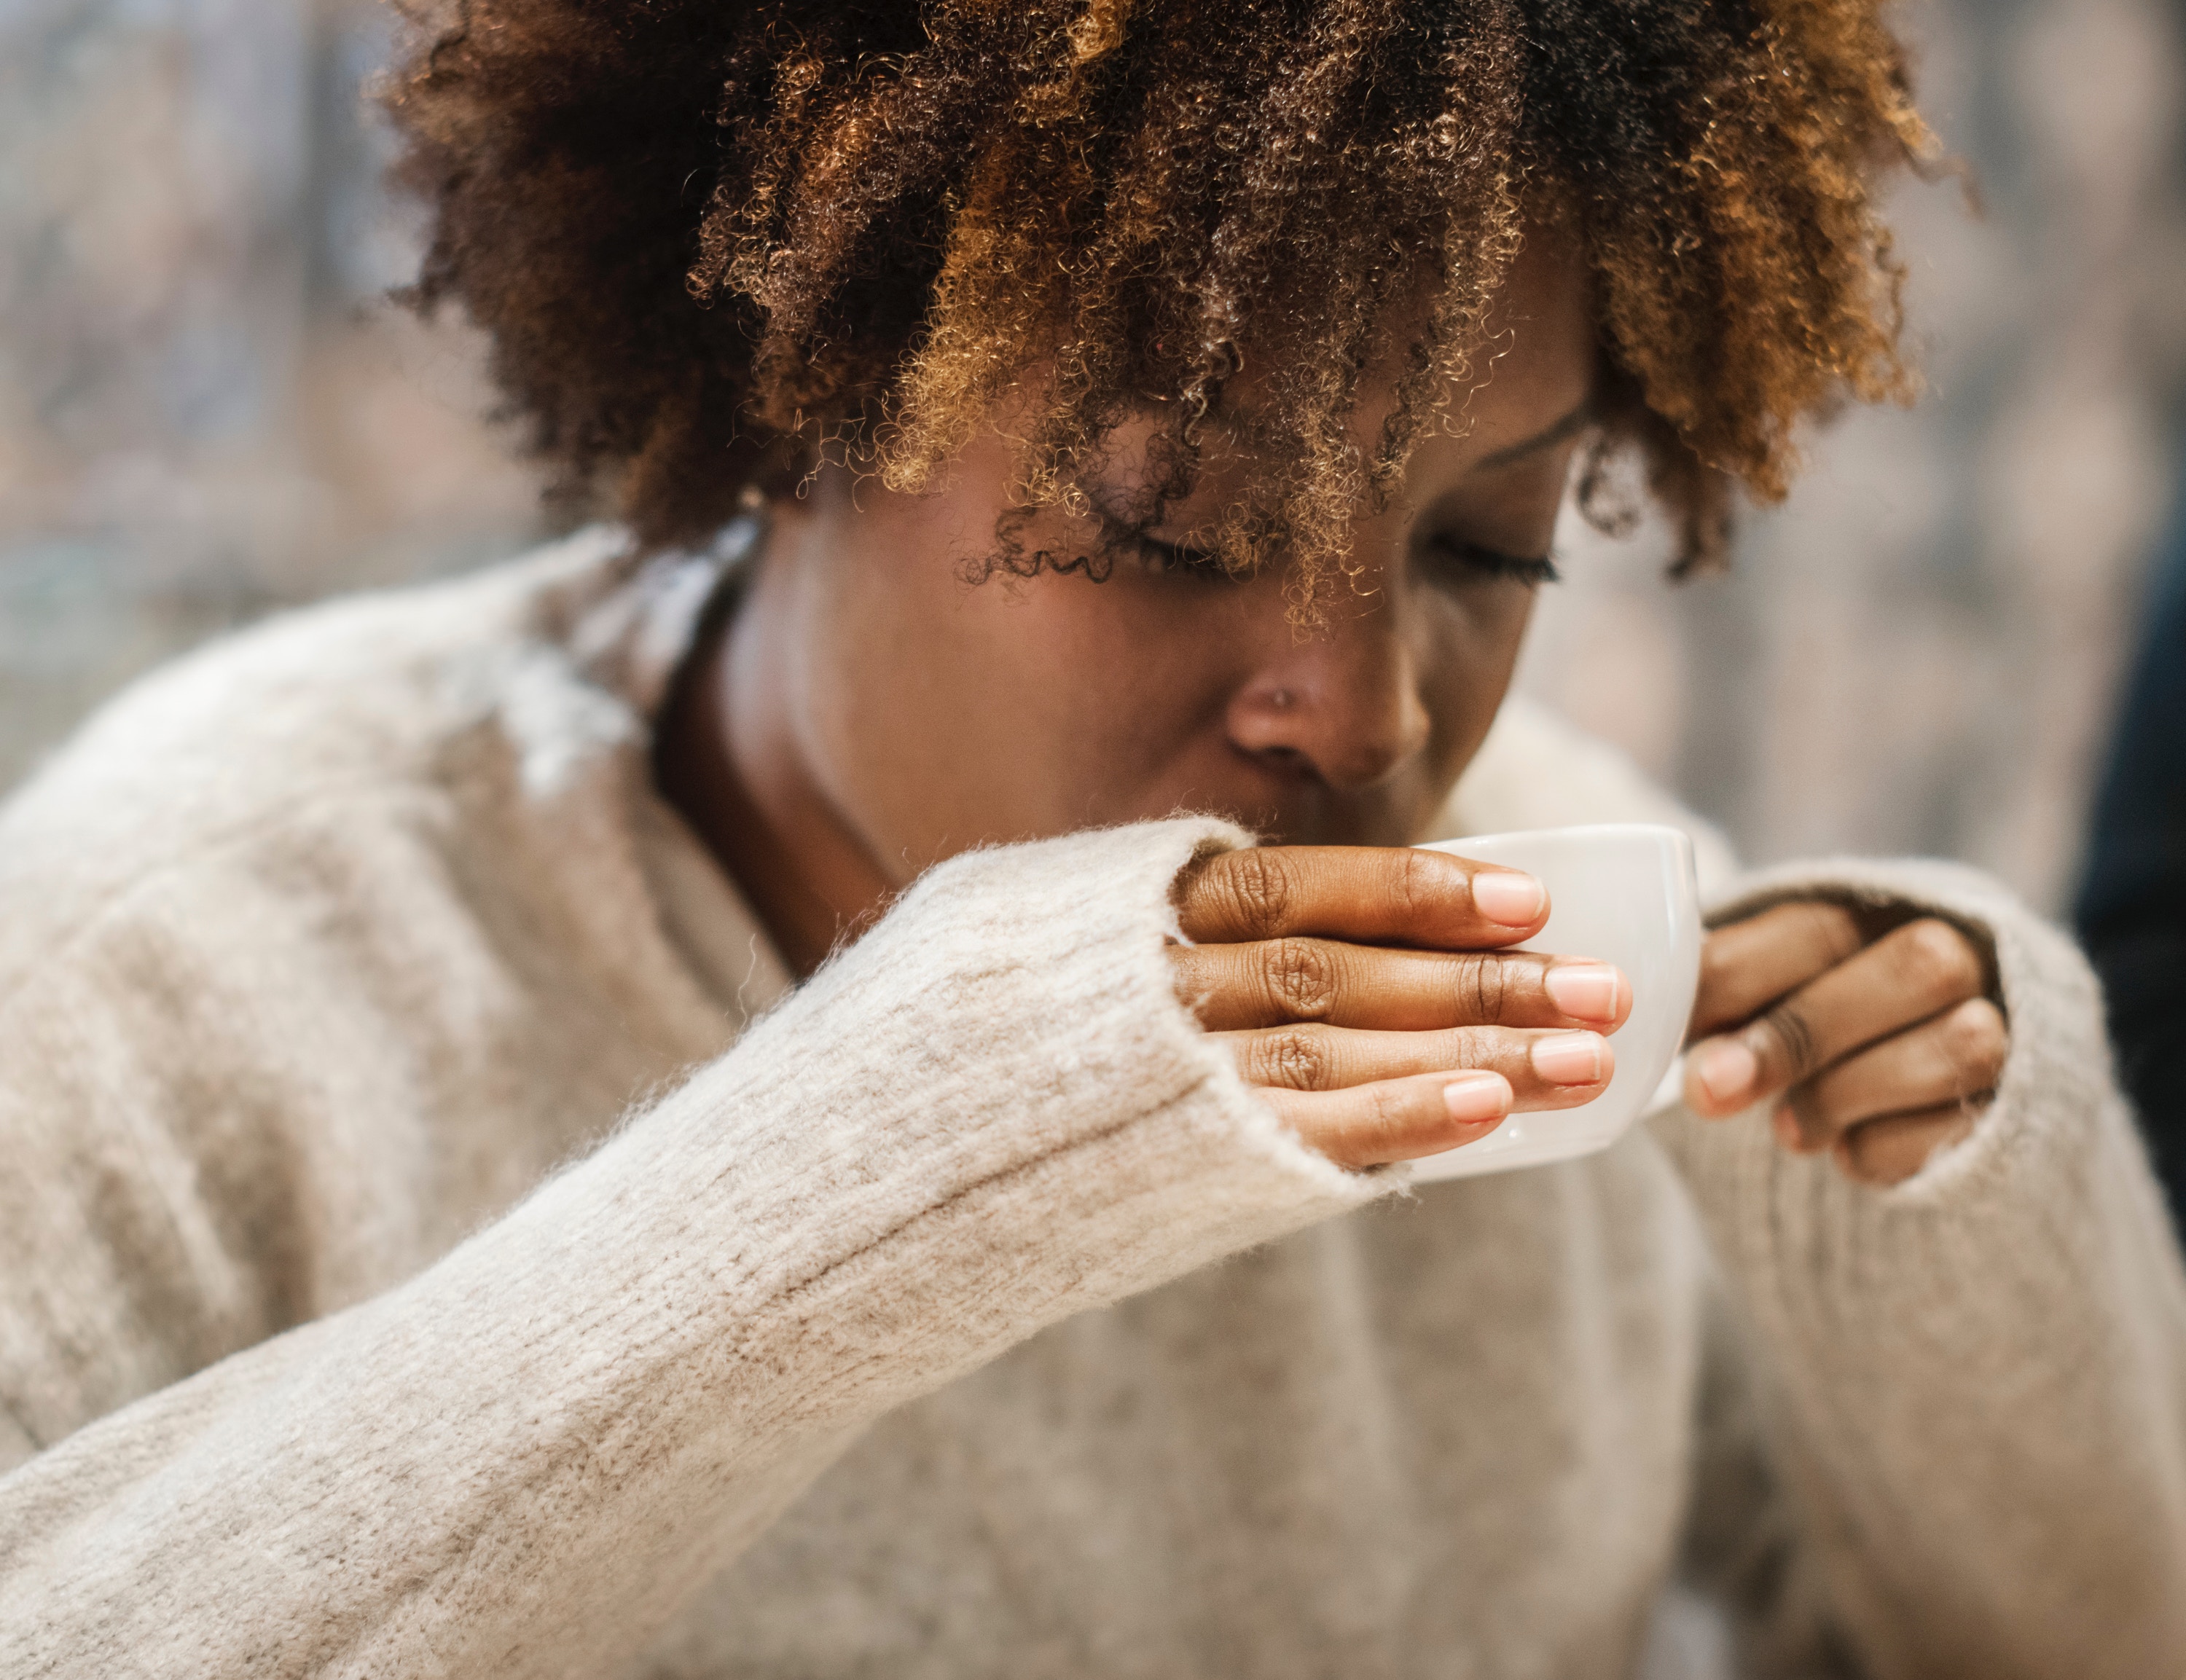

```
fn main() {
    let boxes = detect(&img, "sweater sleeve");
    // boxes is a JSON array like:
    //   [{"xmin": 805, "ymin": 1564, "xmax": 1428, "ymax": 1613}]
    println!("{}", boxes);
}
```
[
  {"xmin": 0, "ymin": 817, "xmax": 1383, "ymax": 1679},
  {"xmin": 1650, "ymin": 856, "xmax": 2186, "ymax": 1679}
]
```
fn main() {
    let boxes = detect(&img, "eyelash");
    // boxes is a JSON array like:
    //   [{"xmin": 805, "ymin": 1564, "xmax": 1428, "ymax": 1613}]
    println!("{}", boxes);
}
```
[
  {"xmin": 1425, "ymin": 536, "xmax": 1563, "ymax": 588},
  {"xmin": 1132, "ymin": 533, "xmax": 1562, "ymax": 588},
  {"xmin": 1132, "ymin": 535, "xmax": 1223, "ymax": 576}
]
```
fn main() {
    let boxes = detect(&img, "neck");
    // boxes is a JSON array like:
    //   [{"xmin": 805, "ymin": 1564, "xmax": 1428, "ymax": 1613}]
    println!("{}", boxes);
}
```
[{"xmin": 651, "ymin": 536, "xmax": 896, "ymax": 980}]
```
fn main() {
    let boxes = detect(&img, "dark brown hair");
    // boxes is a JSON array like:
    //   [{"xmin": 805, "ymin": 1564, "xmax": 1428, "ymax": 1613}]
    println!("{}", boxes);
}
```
[{"xmin": 385, "ymin": 0, "xmax": 1936, "ymax": 602}]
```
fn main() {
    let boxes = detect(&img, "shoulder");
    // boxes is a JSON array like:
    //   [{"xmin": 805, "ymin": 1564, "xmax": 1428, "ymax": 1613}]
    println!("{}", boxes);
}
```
[
  {"xmin": 1433, "ymin": 696, "xmax": 1740, "ymax": 897},
  {"xmin": 5, "ymin": 525, "xmax": 637, "ymax": 833},
  {"xmin": 0, "ymin": 529, "xmax": 641, "ymax": 986},
  {"xmin": 0, "ymin": 530, "xmax": 691, "ymax": 1443}
]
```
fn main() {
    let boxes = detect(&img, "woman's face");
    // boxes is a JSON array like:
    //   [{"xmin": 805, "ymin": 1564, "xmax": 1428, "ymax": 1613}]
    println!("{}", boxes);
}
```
[{"xmin": 717, "ymin": 233, "xmax": 1594, "ymax": 898}]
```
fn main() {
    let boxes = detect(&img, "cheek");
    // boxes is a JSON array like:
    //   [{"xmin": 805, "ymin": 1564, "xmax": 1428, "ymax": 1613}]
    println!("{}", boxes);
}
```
[
  {"xmin": 960, "ymin": 580, "xmax": 1224, "ymax": 764},
  {"xmin": 1414, "ymin": 584, "xmax": 1536, "ymax": 771},
  {"xmin": 810, "ymin": 560, "xmax": 1241, "ymax": 852},
  {"xmin": 996, "ymin": 589, "xmax": 1242, "ymax": 829}
]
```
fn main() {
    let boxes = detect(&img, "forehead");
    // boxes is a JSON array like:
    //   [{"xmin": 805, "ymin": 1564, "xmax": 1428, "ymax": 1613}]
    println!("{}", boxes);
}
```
[
  {"xmin": 1417, "ymin": 227, "xmax": 1595, "ymax": 466},
  {"xmin": 1229, "ymin": 228, "xmax": 1594, "ymax": 498},
  {"xmin": 1073, "ymin": 223, "xmax": 1594, "ymax": 511}
]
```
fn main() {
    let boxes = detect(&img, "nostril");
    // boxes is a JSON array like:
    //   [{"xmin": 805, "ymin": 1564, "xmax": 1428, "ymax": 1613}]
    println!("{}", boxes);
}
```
[{"xmin": 1246, "ymin": 745, "xmax": 1320, "ymax": 783}]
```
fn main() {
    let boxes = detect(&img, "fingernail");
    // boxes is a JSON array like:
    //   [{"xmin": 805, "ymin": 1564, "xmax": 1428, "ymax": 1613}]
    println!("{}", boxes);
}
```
[
  {"xmin": 1694, "ymin": 1037, "xmax": 1758, "ymax": 1106},
  {"xmin": 1443, "ymin": 1072, "xmax": 1511, "ymax": 1126},
  {"xmin": 1471, "ymin": 869, "xmax": 1546, "ymax": 927},
  {"xmin": 1543, "ymin": 961, "xmax": 1626, "ymax": 1025},
  {"xmin": 1531, "ymin": 1031, "xmax": 1609, "ymax": 1086}
]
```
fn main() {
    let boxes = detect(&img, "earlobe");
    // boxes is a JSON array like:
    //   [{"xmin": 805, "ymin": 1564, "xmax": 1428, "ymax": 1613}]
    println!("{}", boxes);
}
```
[
  {"xmin": 741, "ymin": 428, "xmax": 829, "ymax": 517},
  {"xmin": 748, "ymin": 482, "xmax": 805, "ymax": 527}
]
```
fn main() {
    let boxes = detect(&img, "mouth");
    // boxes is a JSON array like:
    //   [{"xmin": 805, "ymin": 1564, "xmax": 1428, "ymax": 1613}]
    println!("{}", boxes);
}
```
[{"xmin": 1159, "ymin": 756, "xmax": 1416, "ymax": 849}]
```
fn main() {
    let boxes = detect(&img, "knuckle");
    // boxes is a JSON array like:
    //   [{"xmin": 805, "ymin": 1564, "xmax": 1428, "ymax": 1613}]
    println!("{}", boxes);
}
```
[
  {"xmin": 1760, "ymin": 1002, "xmax": 1822, "ymax": 1081},
  {"xmin": 1444, "ymin": 1026, "xmax": 1498, "ymax": 1072},
  {"xmin": 1454, "ymin": 953, "xmax": 1512, "ymax": 1023},
  {"xmin": 1262, "ymin": 938, "xmax": 1339, "ymax": 1019},
  {"xmin": 1262, "ymin": 1027, "xmax": 1335, "ymax": 1091},
  {"xmin": 1360, "ymin": 1080, "xmax": 1410, "ymax": 1144},
  {"xmin": 1944, "ymin": 997, "xmax": 2010, "ymax": 1081},
  {"xmin": 1799, "ymin": 900, "xmax": 1865, "ymax": 965},
  {"xmin": 1388, "ymin": 847, "xmax": 1440, "ymax": 928},
  {"xmin": 1898, "ymin": 917, "xmax": 1981, "ymax": 1001},
  {"xmin": 1223, "ymin": 849, "xmax": 1295, "ymax": 938}
]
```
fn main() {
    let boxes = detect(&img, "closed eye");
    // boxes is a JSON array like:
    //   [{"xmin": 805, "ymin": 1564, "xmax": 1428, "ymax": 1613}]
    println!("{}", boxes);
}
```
[
  {"xmin": 1136, "ymin": 530, "xmax": 1559, "ymax": 587},
  {"xmin": 1423, "ymin": 535, "xmax": 1562, "ymax": 588},
  {"xmin": 1134, "ymin": 533, "xmax": 1229, "ymax": 577}
]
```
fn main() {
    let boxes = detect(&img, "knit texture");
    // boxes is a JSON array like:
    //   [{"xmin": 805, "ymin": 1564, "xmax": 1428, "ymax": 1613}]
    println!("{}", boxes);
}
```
[
  {"xmin": 1656, "ymin": 857, "xmax": 2186, "ymax": 1677},
  {"xmin": 1, "ymin": 532, "xmax": 2180, "ymax": 1677}
]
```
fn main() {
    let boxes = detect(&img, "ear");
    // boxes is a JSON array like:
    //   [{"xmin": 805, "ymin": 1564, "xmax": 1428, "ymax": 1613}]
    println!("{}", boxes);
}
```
[{"xmin": 745, "ymin": 429, "xmax": 823, "ymax": 508}]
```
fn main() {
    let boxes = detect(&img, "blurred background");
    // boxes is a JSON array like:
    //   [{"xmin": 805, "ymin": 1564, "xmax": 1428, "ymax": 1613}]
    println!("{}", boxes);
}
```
[{"xmin": 4, "ymin": 0, "xmax": 2184, "ymax": 916}]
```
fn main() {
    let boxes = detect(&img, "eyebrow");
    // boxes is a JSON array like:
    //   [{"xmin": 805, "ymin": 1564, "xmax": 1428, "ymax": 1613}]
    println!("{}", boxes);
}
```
[{"xmin": 1472, "ymin": 401, "xmax": 1595, "ymax": 471}]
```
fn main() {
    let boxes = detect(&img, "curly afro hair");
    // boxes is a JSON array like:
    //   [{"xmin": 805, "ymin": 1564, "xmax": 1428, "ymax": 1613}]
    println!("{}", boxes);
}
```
[{"xmin": 384, "ymin": 0, "xmax": 1938, "ymax": 605}]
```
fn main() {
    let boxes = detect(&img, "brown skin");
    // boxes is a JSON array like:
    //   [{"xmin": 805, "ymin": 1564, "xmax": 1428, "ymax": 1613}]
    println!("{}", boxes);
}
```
[
  {"xmin": 657, "ymin": 234, "xmax": 2002, "ymax": 1184},
  {"xmin": 1681, "ymin": 902, "xmax": 2005, "ymax": 1182}
]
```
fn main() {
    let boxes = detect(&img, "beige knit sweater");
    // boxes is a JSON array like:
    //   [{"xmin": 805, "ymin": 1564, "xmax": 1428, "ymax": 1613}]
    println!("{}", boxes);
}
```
[{"xmin": 2, "ymin": 529, "xmax": 2182, "ymax": 1679}]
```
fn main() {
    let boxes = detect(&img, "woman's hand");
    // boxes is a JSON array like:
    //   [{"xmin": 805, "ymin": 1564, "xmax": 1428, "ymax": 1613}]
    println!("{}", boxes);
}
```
[
  {"xmin": 1682, "ymin": 900, "xmax": 2007, "ymax": 1186},
  {"xmin": 1171, "ymin": 846, "xmax": 1631, "ymax": 1171}
]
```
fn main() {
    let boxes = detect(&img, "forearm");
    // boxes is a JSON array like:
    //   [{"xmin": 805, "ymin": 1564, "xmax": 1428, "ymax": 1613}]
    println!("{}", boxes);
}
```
[
  {"xmin": 1, "ymin": 820, "xmax": 1378, "ymax": 1678},
  {"xmin": 1656, "ymin": 856, "xmax": 2186, "ymax": 1679}
]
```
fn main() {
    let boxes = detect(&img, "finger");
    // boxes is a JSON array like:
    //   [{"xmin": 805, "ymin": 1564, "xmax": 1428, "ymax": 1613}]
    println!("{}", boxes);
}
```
[
  {"xmin": 1787, "ymin": 997, "xmax": 2007, "ymax": 1150},
  {"xmin": 1829, "ymin": 1105, "xmax": 1981, "ymax": 1187},
  {"xmin": 1688, "ymin": 900, "xmax": 1864, "ymax": 1039},
  {"xmin": 1174, "ymin": 845, "xmax": 1547, "ymax": 950},
  {"xmin": 1170, "ymin": 938, "xmax": 1631, "ymax": 1033},
  {"xmin": 1218, "ymin": 1022, "xmax": 1614, "ymax": 1110},
  {"xmin": 1685, "ymin": 916, "xmax": 1989, "ymax": 1118},
  {"xmin": 1259, "ymin": 1070, "xmax": 1513, "ymax": 1170}
]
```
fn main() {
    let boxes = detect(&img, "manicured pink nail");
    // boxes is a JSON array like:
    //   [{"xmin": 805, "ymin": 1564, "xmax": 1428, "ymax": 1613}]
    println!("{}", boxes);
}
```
[
  {"xmin": 1693, "ymin": 1037, "xmax": 1758, "ymax": 1107},
  {"xmin": 1531, "ymin": 1031, "xmax": 1610, "ymax": 1086},
  {"xmin": 1471, "ymin": 869, "xmax": 1546, "ymax": 927},
  {"xmin": 1443, "ymin": 1072, "xmax": 1511, "ymax": 1126},
  {"xmin": 1543, "ymin": 961, "xmax": 1626, "ymax": 1025}
]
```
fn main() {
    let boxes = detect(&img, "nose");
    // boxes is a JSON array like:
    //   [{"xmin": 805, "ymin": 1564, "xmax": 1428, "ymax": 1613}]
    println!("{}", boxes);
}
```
[{"xmin": 1225, "ymin": 599, "xmax": 1431, "ymax": 791}]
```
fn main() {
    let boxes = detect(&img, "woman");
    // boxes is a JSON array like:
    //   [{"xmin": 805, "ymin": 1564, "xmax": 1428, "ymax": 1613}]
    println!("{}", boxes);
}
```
[{"xmin": 2, "ymin": 0, "xmax": 2181, "ymax": 1674}]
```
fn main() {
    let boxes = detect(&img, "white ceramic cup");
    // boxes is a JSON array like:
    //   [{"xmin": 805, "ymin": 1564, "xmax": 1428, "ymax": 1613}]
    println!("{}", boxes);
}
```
[{"xmin": 1406, "ymin": 823, "xmax": 1703, "ymax": 1182}]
